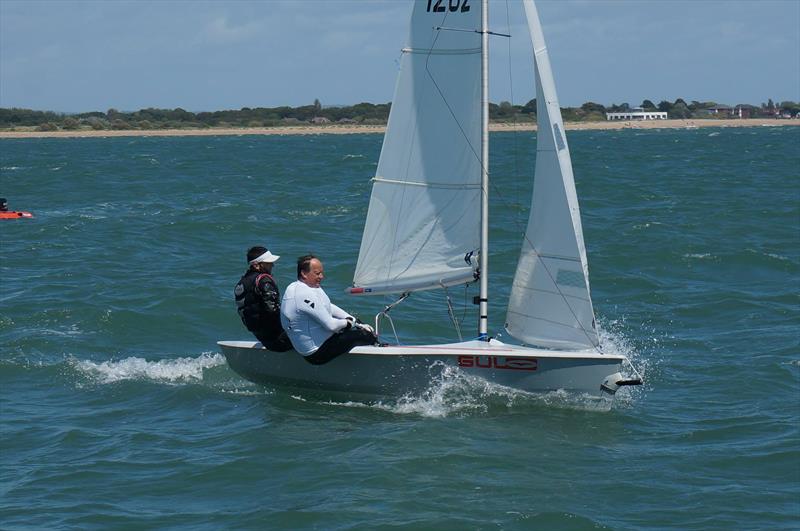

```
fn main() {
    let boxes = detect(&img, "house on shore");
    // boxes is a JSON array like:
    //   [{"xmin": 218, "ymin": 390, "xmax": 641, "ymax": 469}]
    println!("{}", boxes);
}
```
[
  {"xmin": 705, "ymin": 104, "xmax": 733, "ymax": 116},
  {"xmin": 700, "ymin": 104, "xmax": 768, "ymax": 119},
  {"xmin": 732, "ymin": 105, "xmax": 760, "ymax": 119}
]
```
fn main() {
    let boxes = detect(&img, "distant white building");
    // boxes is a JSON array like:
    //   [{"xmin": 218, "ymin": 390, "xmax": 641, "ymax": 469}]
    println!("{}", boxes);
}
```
[{"xmin": 606, "ymin": 108, "xmax": 668, "ymax": 121}]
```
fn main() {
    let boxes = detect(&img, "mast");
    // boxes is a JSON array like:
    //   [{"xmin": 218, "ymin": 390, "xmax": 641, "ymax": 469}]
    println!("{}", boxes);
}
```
[{"xmin": 478, "ymin": 0, "xmax": 489, "ymax": 340}]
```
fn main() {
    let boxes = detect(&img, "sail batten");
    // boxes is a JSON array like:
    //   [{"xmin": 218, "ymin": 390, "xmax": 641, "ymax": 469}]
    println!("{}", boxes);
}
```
[
  {"xmin": 504, "ymin": 0, "xmax": 599, "ymax": 350},
  {"xmin": 402, "ymin": 47, "xmax": 481, "ymax": 55},
  {"xmin": 509, "ymin": 289, "xmax": 593, "ymax": 304},
  {"xmin": 373, "ymin": 177, "xmax": 482, "ymax": 189}
]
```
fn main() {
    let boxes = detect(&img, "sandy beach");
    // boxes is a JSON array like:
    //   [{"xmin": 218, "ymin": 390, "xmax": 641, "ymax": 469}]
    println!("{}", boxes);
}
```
[{"xmin": 0, "ymin": 118, "xmax": 797, "ymax": 139}]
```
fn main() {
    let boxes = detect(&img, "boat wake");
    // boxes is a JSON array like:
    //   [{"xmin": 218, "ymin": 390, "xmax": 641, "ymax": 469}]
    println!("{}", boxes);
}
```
[
  {"xmin": 317, "ymin": 363, "xmax": 619, "ymax": 417},
  {"xmin": 70, "ymin": 352, "xmax": 227, "ymax": 385}
]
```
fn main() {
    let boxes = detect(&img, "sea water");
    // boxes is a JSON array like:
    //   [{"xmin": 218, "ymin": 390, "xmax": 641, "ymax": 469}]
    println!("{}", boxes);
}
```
[{"xmin": 1, "ymin": 126, "xmax": 798, "ymax": 529}]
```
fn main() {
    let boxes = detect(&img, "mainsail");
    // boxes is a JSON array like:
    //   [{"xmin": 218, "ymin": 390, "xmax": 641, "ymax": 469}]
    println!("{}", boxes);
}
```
[
  {"xmin": 350, "ymin": 1, "xmax": 482, "ymax": 296},
  {"xmin": 504, "ymin": 0, "xmax": 599, "ymax": 350}
]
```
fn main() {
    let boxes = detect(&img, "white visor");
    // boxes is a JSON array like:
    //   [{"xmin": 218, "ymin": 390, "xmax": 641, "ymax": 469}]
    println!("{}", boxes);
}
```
[{"xmin": 249, "ymin": 250, "xmax": 280, "ymax": 265}]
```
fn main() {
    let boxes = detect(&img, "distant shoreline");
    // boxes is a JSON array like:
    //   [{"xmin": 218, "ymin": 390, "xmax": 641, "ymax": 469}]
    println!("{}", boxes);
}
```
[{"xmin": 0, "ymin": 118, "xmax": 797, "ymax": 139}]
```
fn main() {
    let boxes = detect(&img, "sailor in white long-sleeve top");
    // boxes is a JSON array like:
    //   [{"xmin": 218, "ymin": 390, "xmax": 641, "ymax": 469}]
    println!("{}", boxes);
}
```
[{"xmin": 281, "ymin": 255, "xmax": 378, "ymax": 364}]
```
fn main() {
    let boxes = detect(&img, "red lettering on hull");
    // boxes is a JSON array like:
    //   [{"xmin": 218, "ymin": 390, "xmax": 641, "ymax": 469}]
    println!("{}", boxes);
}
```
[{"xmin": 457, "ymin": 355, "xmax": 538, "ymax": 371}]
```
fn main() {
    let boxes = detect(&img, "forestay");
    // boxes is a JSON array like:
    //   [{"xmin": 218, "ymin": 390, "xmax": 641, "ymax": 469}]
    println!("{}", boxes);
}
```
[
  {"xmin": 350, "ymin": 0, "xmax": 482, "ymax": 296},
  {"xmin": 504, "ymin": 0, "xmax": 599, "ymax": 350}
]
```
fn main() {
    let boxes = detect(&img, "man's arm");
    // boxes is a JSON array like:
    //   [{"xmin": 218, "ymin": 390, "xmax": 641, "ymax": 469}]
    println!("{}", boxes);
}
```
[
  {"xmin": 257, "ymin": 276, "xmax": 281, "ymax": 314},
  {"xmin": 329, "ymin": 303, "xmax": 354, "ymax": 321}
]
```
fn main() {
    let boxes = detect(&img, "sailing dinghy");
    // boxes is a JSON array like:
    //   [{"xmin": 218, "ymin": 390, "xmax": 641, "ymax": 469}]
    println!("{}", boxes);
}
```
[{"xmin": 220, "ymin": 0, "xmax": 642, "ymax": 398}]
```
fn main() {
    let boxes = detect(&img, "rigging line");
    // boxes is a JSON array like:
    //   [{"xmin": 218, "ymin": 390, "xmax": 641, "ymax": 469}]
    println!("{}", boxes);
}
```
[
  {"xmin": 435, "ymin": 25, "xmax": 510, "ymax": 38},
  {"xmin": 443, "ymin": 284, "xmax": 463, "ymax": 341},
  {"xmin": 360, "ymin": 37, "xmax": 412, "ymax": 298},
  {"xmin": 460, "ymin": 282, "xmax": 470, "ymax": 330},
  {"xmin": 424, "ymin": 9, "xmax": 598, "ymax": 352},
  {"xmin": 426, "ymin": 10, "xmax": 578, "ymax": 347},
  {"xmin": 489, "ymin": 79, "xmax": 598, "ymax": 345},
  {"xmin": 424, "ymin": 14, "xmax": 487, "ymax": 182},
  {"xmin": 381, "ymin": 26, "xmax": 426, "ymax": 292},
  {"xmin": 391, "ymin": 189, "xmax": 471, "ymax": 280},
  {"xmin": 417, "ymin": 14, "xmax": 491, "ymax": 316},
  {"xmin": 373, "ymin": 8, "xmax": 465, "ymax": 291},
  {"xmin": 364, "ymin": 182, "xmax": 477, "ymax": 292},
  {"xmin": 425, "ymin": 15, "xmax": 516, "ymax": 217},
  {"xmin": 490, "ymin": 174, "xmax": 602, "ymax": 353},
  {"xmin": 488, "ymin": 141, "xmax": 600, "ymax": 350},
  {"xmin": 424, "ymin": 14, "xmax": 495, "ymax": 322},
  {"xmin": 424, "ymin": 38, "xmax": 483, "ymax": 175},
  {"xmin": 503, "ymin": 0, "xmax": 523, "ymax": 233},
  {"xmin": 375, "ymin": 292, "xmax": 410, "ymax": 344},
  {"xmin": 488, "ymin": 0, "xmax": 599, "ymax": 353}
]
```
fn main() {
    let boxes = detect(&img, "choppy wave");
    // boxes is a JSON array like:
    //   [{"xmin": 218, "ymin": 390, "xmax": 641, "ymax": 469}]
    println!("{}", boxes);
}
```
[
  {"xmin": 684, "ymin": 252, "xmax": 714, "ymax": 260},
  {"xmin": 71, "ymin": 352, "xmax": 226, "ymax": 384},
  {"xmin": 764, "ymin": 252, "xmax": 790, "ymax": 262},
  {"xmin": 286, "ymin": 205, "xmax": 352, "ymax": 217}
]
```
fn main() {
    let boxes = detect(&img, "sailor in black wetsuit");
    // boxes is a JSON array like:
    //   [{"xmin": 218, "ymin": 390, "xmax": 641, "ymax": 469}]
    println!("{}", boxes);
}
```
[{"xmin": 234, "ymin": 246, "xmax": 293, "ymax": 352}]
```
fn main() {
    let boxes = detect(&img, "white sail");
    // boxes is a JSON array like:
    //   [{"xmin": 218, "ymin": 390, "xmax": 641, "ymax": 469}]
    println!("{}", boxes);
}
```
[
  {"xmin": 504, "ymin": 0, "xmax": 599, "ymax": 350},
  {"xmin": 350, "ymin": 1, "xmax": 482, "ymax": 296}
]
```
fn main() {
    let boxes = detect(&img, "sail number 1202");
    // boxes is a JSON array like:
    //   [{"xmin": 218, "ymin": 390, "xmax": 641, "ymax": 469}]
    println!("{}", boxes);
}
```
[{"xmin": 427, "ymin": 0, "xmax": 471, "ymax": 13}]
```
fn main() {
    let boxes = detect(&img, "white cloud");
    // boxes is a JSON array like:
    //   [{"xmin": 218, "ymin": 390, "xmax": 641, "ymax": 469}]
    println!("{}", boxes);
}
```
[{"xmin": 205, "ymin": 16, "xmax": 262, "ymax": 45}]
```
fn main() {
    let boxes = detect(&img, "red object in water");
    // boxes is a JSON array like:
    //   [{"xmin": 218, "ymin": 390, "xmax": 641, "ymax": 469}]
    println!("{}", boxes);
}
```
[{"xmin": 0, "ymin": 211, "xmax": 33, "ymax": 219}]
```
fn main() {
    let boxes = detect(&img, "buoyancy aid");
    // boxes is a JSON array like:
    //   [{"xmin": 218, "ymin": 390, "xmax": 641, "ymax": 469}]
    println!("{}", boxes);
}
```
[{"xmin": 234, "ymin": 270, "xmax": 282, "ymax": 335}]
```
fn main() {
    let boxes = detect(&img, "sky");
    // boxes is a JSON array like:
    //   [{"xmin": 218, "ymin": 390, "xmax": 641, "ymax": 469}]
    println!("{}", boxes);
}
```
[{"xmin": 1, "ymin": 0, "xmax": 798, "ymax": 113}]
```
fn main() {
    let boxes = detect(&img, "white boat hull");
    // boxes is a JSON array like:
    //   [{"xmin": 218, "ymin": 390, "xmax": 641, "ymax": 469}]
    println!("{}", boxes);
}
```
[{"xmin": 218, "ymin": 339, "xmax": 630, "ymax": 399}]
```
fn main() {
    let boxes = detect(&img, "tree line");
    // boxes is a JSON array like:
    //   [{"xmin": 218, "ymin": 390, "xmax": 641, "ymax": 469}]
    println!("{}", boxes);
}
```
[{"xmin": 1, "ymin": 98, "xmax": 798, "ymax": 132}]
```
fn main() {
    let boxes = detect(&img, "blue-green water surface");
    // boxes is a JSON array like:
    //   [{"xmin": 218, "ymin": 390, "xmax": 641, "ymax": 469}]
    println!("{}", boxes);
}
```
[{"xmin": 1, "ymin": 126, "xmax": 798, "ymax": 529}]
